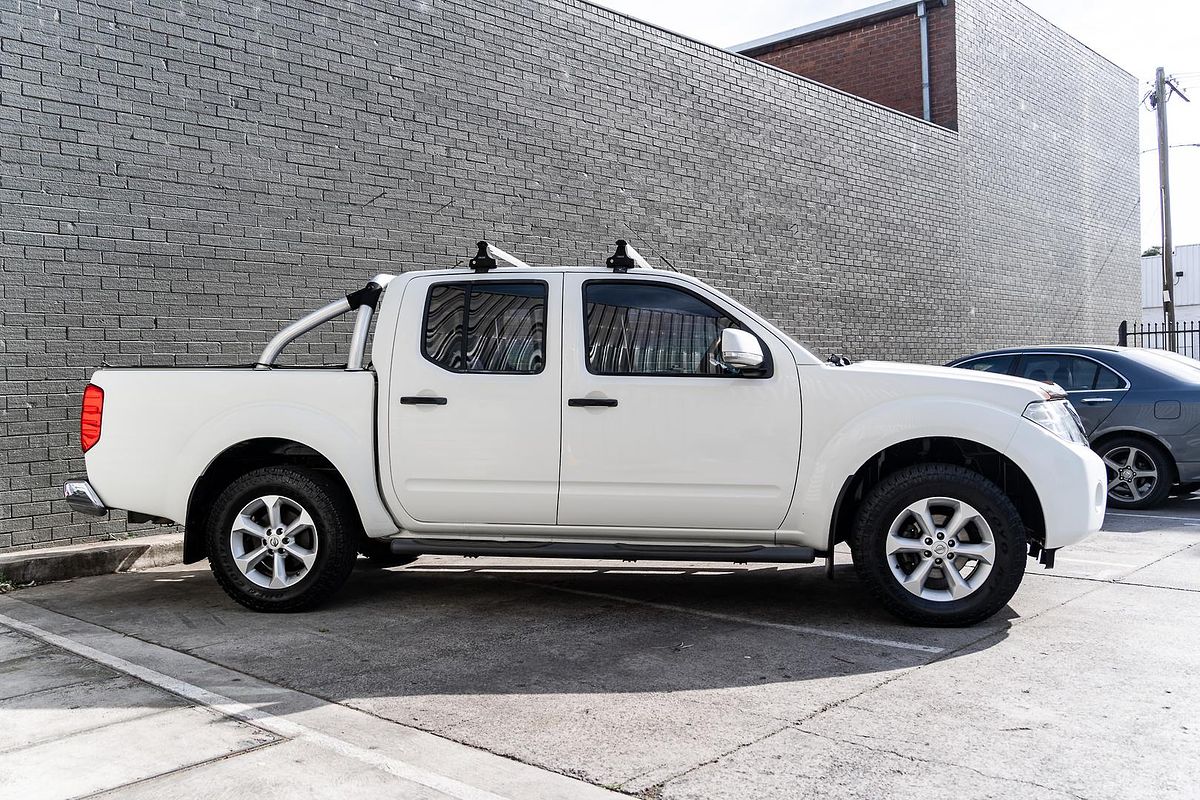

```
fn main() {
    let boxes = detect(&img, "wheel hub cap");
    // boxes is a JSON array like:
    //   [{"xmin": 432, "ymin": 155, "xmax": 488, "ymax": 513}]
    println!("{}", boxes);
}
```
[
  {"xmin": 1103, "ymin": 446, "xmax": 1158, "ymax": 503},
  {"xmin": 885, "ymin": 497, "xmax": 996, "ymax": 603},
  {"xmin": 228, "ymin": 494, "xmax": 319, "ymax": 590}
]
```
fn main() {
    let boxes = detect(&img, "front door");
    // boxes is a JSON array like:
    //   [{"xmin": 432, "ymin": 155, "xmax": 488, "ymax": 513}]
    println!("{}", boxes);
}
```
[
  {"xmin": 557, "ymin": 275, "xmax": 801, "ymax": 534},
  {"xmin": 387, "ymin": 273, "xmax": 561, "ymax": 524}
]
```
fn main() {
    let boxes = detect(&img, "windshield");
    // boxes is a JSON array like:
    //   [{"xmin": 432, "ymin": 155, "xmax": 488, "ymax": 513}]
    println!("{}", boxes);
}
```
[{"xmin": 1124, "ymin": 348, "xmax": 1200, "ymax": 383}]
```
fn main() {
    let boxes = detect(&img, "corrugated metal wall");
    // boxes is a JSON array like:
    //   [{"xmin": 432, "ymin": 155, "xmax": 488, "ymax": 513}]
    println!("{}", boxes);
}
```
[{"xmin": 1142, "ymin": 244, "xmax": 1200, "ymax": 323}]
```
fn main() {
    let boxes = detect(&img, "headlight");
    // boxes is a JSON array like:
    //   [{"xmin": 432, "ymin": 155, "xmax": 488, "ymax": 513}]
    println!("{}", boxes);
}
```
[{"xmin": 1023, "ymin": 399, "xmax": 1087, "ymax": 445}]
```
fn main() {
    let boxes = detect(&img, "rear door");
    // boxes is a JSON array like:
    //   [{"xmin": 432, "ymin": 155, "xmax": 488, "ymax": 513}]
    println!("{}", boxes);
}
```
[
  {"xmin": 1015, "ymin": 353, "xmax": 1126, "ymax": 433},
  {"xmin": 386, "ymin": 273, "xmax": 562, "ymax": 524}
]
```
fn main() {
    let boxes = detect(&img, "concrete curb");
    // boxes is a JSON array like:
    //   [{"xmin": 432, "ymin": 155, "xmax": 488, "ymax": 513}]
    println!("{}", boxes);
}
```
[{"xmin": 0, "ymin": 534, "xmax": 185, "ymax": 586}]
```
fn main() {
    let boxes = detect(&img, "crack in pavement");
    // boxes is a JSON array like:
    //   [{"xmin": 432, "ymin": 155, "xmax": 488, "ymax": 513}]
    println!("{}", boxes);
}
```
[
  {"xmin": 1031, "ymin": 540, "xmax": 1200, "ymax": 592},
  {"xmin": 637, "ymin": 563, "xmax": 1122, "ymax": 794},
  {"xmin": 789, "ymin": 728, "xmax": 1092, "ymax": 800},
  {"xmin": 77, "ymin": 738, "xmax": 287, "ymax": 800}
]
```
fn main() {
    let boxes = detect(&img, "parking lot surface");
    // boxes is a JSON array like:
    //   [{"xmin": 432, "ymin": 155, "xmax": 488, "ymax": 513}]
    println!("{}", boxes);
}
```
[{"xmin": 3, "ymin": 501, "xmax": 1200, "ymax": 799}]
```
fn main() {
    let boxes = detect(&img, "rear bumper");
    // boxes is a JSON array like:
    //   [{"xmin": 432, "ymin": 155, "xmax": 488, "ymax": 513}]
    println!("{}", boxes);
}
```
[
  {"xmin": 64, "ymin": 479, "xmax": 108, "ymax": 517},
  {"xmin": 1175, "ymin": 461, "xmax": 1200, "ymax": 485}
]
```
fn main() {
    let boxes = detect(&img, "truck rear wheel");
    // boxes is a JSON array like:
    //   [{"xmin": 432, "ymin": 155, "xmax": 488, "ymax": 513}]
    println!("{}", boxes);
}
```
[
  {"xmin": 849, "ymin": 463, "xmax": 1027, "ymax": 627},
  {"xmin": 205, "ymin": 465, "xmax": 358, "ymax": 612}
]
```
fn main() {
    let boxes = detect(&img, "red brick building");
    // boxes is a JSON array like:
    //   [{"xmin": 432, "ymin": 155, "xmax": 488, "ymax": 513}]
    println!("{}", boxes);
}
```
[{"xmin": 734, "ymin": 0, "xmax": 958, "ymax": 130}]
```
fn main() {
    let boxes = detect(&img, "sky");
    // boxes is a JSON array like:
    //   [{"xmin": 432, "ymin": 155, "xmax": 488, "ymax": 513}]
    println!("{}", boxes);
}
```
[{"xmin": 592, "ymin": 0, "xmax": 1200, "ymax": 251}]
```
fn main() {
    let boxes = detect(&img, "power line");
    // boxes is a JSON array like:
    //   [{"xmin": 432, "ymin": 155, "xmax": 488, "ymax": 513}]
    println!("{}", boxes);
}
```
[{"xmin": 1141, "ymin": 143, "xmax": 1200, "ymax": 154}]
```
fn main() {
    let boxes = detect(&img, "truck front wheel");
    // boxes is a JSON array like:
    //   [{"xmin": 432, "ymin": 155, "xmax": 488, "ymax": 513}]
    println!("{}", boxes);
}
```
[
  {"xmin": 849, "ymin": 464, "xmax": 1027, "ymax": 627},
  {"xmin": 205, "ymin": 465, "xmax": 359, "ymax": 612}
]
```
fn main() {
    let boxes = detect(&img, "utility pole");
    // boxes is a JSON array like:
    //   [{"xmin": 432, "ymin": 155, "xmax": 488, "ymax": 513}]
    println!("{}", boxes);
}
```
[{"xmin": 1153, "ymin": 67, "xmax": 1190, "ymax": 350}]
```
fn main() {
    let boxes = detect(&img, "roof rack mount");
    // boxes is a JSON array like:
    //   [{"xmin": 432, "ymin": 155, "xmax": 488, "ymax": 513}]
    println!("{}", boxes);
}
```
[
  {"xmin": 606, "ymin": 239, "xmax": 652, "ymax": 272},
  {"xmin": 468, "ymin": 240, "xmax": 531, "ymax": 273}
]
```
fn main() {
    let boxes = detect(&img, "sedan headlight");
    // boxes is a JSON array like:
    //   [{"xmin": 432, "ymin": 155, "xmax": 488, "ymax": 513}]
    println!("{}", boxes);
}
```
[{"xmin": 1023, "ymin": 399, "xmax": 1087, "ymax": 445}]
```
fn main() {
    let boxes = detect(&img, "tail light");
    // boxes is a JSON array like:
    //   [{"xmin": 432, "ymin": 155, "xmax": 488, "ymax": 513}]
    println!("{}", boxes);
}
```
[{"xmin": 81, "ymin": 384, "xmax": 104, "ymax": 452}]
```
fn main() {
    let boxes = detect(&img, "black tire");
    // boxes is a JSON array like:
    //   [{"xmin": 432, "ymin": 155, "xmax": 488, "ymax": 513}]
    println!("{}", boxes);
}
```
[
  {"xmin": 205, "ymin": 465, "xmax": 359, "ymax": 612},
  {"xmin": 849, "ymin": 464, "xmax": 1027, "ymax": 627},
  {"xmin": 358, "ymin": 537, "xmax": 419, "ymax": 568},
  {"xmin": 1098, "ymin": 435, "xmax": 1174, "ymax": 510}
]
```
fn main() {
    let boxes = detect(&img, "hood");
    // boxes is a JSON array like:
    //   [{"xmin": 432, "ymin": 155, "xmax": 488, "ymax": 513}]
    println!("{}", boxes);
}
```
[{"xmin": 820, "ymin": 359, "xmax": 1057, "ymax": 407}]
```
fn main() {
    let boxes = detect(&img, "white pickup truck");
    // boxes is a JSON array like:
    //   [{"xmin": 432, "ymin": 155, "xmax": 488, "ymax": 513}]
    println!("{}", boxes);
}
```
[{"xmin": 65, "ymin": 241, "xmax": 1106, "ymax": 625}]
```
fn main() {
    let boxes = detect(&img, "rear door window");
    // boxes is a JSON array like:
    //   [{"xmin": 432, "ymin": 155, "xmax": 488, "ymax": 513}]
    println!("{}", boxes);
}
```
[
  {"xmin": 1094, "ymin": 366, "xmax": 1125, "ymax": 390},
  {"xmin": 423, "ymin": 281, "xmax": 546, "ymax": 374}
]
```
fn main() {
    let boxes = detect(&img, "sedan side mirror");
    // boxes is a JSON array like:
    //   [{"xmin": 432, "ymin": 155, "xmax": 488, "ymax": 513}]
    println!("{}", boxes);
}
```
[{"xmin": 721, "ymin": 328, "xmax": 764, "ymax": 369}]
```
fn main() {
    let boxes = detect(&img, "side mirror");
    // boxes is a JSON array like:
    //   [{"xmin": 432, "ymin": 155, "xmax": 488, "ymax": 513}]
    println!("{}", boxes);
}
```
[{"xmin": 720, "ymin": 328, "xmax": 764, "ymax": 369}]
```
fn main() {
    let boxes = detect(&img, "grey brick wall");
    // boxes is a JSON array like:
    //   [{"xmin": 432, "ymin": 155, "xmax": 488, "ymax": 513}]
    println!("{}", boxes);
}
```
[
  {"xmin": 954, "ymin": 0, "xmax": 1140, "ymax": 349},
  {"xmin": 0, "ymin": 0, "xmax": 1138, "ymax": 550}
]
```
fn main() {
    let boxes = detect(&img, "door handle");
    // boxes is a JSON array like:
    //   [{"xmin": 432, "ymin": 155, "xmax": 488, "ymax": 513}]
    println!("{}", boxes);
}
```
[
  {"xmin": 1079, "ymin": 397, "xmax": 1113, "ymax": 404},
  {"xmin": 400, "ymin": 396, "xmax": 448, "ymax": 405},
  {"xmin": 568, "ymin": 397, "xmax": 618, "ymax": 408}
]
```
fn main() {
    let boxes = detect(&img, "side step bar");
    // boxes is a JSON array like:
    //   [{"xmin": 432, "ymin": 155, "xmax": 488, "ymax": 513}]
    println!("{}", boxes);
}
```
[{"xmin": 389, "ymin": 539, "xmax": 816, "ymax": 564}]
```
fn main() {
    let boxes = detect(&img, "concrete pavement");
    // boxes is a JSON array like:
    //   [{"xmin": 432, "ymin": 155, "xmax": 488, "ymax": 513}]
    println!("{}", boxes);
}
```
[
  {"xmin": 2, "ymin": 501, "xmax": 1199, "ymax": 799},
  {"xmin": 0, "ymin": 602, "xmax": 623, "ymax": 799}
]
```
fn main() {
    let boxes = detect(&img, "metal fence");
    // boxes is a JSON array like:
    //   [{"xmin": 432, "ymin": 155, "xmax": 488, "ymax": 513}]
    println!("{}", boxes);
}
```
[{"xmin": 1118, "ymin": 320, "xmax": 1200, "ymax": 358}]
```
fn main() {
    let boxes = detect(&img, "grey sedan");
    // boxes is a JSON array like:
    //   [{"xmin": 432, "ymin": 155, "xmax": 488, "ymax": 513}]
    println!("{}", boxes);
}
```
[{"xmin": 946, "ymin": 346, "xmax": 1200, "ymax": 509}]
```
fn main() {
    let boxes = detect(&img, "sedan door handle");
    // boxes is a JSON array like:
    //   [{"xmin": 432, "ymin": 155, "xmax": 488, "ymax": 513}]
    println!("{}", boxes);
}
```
[
  {"xmin": 400, "ymin": 396, "xmax": 448, "ymax": 405},
  {"xmin": 1079, "ymin": 397, "xmax": 1113, "ymax": 404},
  {"xmin": 568, "ymin": 397, "xmax": 618, "ymax": 408}
]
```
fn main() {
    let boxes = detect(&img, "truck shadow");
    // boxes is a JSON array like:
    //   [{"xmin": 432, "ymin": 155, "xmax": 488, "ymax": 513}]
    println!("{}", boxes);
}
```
[
  {"xmin": 6, "ymin": 559, "xmax": 1015, "ymax": 706},
  {"xmin": 0, "ymin": 562, "xmax": 1026, "ymax": 792}
]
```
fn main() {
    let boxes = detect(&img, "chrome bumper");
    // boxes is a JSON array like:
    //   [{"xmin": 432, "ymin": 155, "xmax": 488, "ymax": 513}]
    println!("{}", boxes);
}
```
[{"xmin": 64, "ymin": 479, "xmax": 108, "ymax": 517}]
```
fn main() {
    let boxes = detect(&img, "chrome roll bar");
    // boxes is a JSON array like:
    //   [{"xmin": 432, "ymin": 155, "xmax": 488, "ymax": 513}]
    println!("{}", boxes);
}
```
[
  {"xmin": 345, "ymin": 303, "xmax": 376, "ymax": 371},
  {"xmin": 255, "ymin": 273, "xmax": 394, "ymax": 371}
]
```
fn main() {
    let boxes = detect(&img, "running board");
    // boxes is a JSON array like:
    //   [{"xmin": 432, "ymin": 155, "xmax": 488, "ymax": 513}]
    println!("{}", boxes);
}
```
[{"xmin": 388, "ymin": 539, "xmax": 816, "ymax": 564}]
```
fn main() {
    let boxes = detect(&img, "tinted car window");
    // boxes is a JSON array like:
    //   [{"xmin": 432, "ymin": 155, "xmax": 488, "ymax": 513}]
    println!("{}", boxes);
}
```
[
  {"xmin": 1094, "ymin": 366, "xmax": 1124, "ymax": 390},
  {"xmin": 423, "ymin": 282, "xmax": 546, "ymax": 374},
  {"xmin": 424, "ymin": 284, "xmax": 466, "ymax": 371},
  {"xmin": 584, "ymin": 282, "xmax": 755, "ymax": 376},
  {"xmin": 1018, "ymin": 355, "xmax": 1099, "ymax": 391},
  {"xmin": 959, "ymin": 355, "xmax": 1014, "ymax": 374}
]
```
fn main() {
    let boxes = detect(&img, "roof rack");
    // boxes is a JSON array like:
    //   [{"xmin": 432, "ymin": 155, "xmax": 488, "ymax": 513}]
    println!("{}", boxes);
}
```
[
  {"xmin": 606, "ymin": 239, "xmax": 653, "ymax": 272},
  {"xmin": 468, "ymin": 240, "xmax": 531, "ymax": 272}
]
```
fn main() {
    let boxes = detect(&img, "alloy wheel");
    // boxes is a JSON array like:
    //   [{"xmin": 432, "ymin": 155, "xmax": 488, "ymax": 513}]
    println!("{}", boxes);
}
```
[
  {"xmin": 228, "ymin": 494, "xmax": 319, "ymax": 589},
  {"xmin": 884, "ymin": 497, "xmax": 996, "ymax": 602},
  {"xmin": 1103, "ymin": 446, "xmax": 1158, "ymax": 503}
]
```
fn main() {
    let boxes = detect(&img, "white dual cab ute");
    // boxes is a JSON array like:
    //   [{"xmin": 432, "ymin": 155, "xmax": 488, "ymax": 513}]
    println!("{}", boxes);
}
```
[{"xmin": 66, "ymin": 241, "xmax": 1106, "ymax": 626}]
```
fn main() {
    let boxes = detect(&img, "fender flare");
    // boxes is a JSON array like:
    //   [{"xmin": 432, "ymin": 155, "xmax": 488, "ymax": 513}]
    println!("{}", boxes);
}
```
[
  {"xmin": 786, "ymin": 396, "xmax": 1025, "ymax": 539},
  {"xmin": 172, "ymin": 403, "xmax": 398, "ymax": 562}
]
